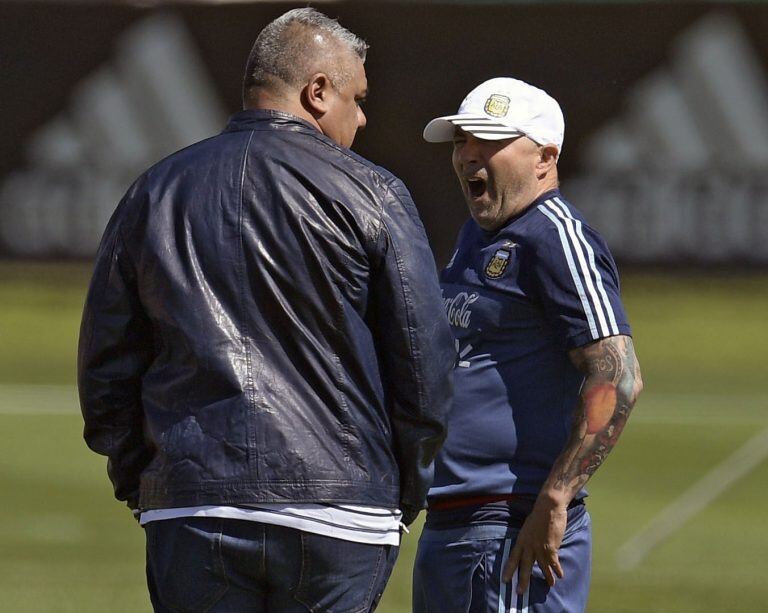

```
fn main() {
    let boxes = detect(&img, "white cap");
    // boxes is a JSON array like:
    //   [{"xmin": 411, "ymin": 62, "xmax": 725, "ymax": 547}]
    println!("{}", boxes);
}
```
[{"xmin": 423, "ymin": 77, "xmax": 565, "ymax": 154}]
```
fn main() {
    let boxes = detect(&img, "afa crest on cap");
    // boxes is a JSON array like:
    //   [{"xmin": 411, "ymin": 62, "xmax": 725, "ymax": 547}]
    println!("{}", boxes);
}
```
[
  {"xmin": 484, "ymin": 94, "xmax": 510, "ymax": 118},
  {"xmin": 423, "ymin": 78, "xmax": 564, "ymax": 151}
]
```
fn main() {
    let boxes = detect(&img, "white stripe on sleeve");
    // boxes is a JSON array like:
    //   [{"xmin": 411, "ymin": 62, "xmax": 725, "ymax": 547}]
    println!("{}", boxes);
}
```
[
  {"xmin": 553, "ymin": 197, "xmax": 619, "ymax": 335},
  {"xmin": 544, "ymin": 199, "xmax": 610, "ymax": 337},
  {"xmin": 537, "ymin": 204, "xmax": 599, "ymax": 339}
]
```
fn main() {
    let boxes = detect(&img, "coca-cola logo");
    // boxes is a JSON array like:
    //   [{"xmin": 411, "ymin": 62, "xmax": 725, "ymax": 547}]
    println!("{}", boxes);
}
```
[{"xmin": 443, "ymin": 291, "xmax": 479, "ymax": 328}]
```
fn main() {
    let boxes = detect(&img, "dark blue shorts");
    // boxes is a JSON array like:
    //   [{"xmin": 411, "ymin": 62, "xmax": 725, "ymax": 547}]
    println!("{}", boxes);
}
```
[{"xmin": 413, "ymin": 501, "xmax": 591, "ymax": 613}]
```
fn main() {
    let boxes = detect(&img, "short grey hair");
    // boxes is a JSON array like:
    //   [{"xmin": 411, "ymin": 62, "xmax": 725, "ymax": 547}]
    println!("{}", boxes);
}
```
[{"xmin": 243, "ymin": 8, "xmax": 368, "ymax": 104}]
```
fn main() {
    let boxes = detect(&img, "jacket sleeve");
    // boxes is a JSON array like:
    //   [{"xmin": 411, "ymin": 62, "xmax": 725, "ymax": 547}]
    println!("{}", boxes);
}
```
[
  {"xmin": 369, "ymin": 178, "xmax": 455, "ymax": 525},
  {"xmin": 77, "ymin": 192, "xmax": 154, "ymax": 512}
]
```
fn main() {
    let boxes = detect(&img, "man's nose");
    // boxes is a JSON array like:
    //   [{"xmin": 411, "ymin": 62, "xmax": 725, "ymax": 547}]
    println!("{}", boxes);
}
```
[
  {"xmin": 358, "ymin": 108, "xmax": 367, "ymax": 130},
  {"xmin": 457, "ymin": 138, "xmax": 480, "ymax": 166}
]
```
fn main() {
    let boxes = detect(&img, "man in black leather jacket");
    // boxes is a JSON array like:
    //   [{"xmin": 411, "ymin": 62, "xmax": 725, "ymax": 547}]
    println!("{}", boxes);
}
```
[{"xmin": 78, "ymin": 8, "xmax": 454, "ymax": 612}]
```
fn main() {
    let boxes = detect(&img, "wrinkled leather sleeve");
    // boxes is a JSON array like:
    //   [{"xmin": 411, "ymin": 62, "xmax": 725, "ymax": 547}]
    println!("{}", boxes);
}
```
[
  {"xmin": 77, "ymin": 189, "xmax": 154, "ymax": 511},
  {"xmin": 369, "ymin": 178, "xmax": 456, "ymax": 525}
]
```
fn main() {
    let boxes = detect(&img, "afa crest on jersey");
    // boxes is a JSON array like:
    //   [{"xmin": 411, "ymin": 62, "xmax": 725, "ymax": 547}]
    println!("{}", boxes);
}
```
[
  {"xmin": 485, "ymin": 247, "xmax": 512, "ymax": 278},
  {"xmin": 484, "ymin": 94, "xmax": 510, "ymax": 118}
]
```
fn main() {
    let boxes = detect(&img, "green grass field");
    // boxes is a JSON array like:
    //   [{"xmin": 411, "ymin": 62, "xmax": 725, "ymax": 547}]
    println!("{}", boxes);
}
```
[{"xmin": 1, "ymin": 262, "xmax": 767, "ymax": 612}]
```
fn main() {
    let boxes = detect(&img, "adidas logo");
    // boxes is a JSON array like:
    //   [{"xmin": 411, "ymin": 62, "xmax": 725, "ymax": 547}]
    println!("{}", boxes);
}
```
[
  {"xmin": 0, "ymin": 14, "xmax": 225, "ymax": 257},
  {"xmin": 567, "ymin": 12, "xmax": 768, "ymax": 264}
]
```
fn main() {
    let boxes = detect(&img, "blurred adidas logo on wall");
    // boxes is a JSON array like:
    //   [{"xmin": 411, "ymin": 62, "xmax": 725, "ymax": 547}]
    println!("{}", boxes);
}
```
[
  {"xmin": 567, "ymin": 12, "xmax": 768, "ymax": 264},
  {"xmin": 0, "ymin": 13, "xmax": 225, "ymax": 257},
  {"xmin": 3, "ymin": 10, "xmax": 766, "ymax": 264}
]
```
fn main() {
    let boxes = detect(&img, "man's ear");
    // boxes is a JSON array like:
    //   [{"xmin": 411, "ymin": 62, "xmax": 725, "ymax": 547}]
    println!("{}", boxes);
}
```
[
  {"xmin": 304, "ymin": 72, "xmax": 333, "ymax": 117},
  {"xmin": 536, "ymin": 144, "xmax": 559, "ymax": 176}
]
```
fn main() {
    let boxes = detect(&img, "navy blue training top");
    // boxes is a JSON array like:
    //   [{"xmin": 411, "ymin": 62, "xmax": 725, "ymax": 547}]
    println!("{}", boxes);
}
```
[{"xmin": 430, "ymin": 189, "xmax": 631, "ymax": 501}]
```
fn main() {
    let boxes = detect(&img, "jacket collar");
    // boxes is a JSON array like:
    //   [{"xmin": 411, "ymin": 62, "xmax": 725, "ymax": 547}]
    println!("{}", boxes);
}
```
[{"xmin": 224, "ymin": 108, "xmax": 319, "ymax": 134}]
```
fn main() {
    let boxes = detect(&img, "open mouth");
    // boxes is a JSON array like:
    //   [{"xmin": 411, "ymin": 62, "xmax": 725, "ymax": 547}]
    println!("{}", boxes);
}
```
[{"xmin": 467, "ymin": 178, "xmax": 487, "ymax": 198}]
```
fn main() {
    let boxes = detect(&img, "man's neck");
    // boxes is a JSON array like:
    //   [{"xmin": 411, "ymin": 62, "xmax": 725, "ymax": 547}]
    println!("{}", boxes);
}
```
[
  {"xmin": 245, "ymin": 90, "xmax": 322, "ymax": 133},
  {"xmin": 532, "ymin": 174, "xmax": 559, "ymax": 202}
]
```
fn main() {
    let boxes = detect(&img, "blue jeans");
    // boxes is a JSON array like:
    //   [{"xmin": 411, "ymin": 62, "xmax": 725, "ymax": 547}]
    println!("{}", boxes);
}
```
[
  {"xmin": 413, "ymin": 504, "xmax": 591, "ymax": 613},
  {"xmin": 145, "ymin": 517, "xmax": 399, "ymax": 612}
]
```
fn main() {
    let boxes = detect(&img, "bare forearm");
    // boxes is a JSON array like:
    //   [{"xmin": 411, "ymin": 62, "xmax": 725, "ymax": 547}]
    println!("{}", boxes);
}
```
[
  {"xmin": 539, "ymin": 335, "xmax": 642, "ymax": 506},
  {"xmin": 503, "ymin": 335, "xmax": 641, "ymax": 590}
]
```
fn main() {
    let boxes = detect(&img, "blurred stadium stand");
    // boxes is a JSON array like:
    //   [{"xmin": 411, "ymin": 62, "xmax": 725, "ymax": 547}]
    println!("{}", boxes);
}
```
[{"xmin": 2, "ymin": 1, "xmax": 768, "ymax": 265}]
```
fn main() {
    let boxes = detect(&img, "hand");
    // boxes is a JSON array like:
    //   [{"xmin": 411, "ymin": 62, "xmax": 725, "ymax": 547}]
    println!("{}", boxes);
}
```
[{"xmin": 502, "ymin": 497, "xmax": 567, "ymax": 594}]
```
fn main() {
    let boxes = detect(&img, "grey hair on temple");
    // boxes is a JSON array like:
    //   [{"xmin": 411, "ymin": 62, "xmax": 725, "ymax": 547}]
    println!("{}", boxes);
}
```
[{"xmin": 243, "ymin": 8, "xmax": 368, "ymax": 102}]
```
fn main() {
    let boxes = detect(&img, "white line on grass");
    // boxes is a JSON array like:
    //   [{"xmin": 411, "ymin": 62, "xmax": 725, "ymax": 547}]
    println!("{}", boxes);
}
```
[
  {"xmin": 639, "ymin": 391, "xmax": 768, "ymax": 401},
  {"xmin": 0, "ymin": 384, "xmax": 78, "ymax": 414},
  {"xmin": 616, "ymin": 426, "xmax": 768, "ymax": 571},
  {"xmin": 632, "ymin": 391, "xmax": 768, "ymax": 426},
  {"xmin": 0, "ymin": 385, "xmax": 765, "ymax": 427},
  {"xmin": 631, "ymin": 413, "xmax": 768, "ymax": 426}
]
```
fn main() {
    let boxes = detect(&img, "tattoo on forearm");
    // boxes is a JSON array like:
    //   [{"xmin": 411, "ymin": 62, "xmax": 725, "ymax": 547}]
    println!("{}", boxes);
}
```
[{"xmin": 551, "ymin": 336, "xmax": 641, "ymax": 494}]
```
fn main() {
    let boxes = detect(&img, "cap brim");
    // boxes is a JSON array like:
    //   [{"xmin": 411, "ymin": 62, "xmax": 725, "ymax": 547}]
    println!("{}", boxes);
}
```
[
  {"xmin": 423, "ymin": 114, "xmax": 525, "ymax": 143},
  {"xmin": 422, "ymin": 117, "xmax": 459, "ymax": 143}
]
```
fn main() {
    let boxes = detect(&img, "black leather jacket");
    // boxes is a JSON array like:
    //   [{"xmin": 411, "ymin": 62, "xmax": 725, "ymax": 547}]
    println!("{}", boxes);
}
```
[{"xmin": 78, "ymin": 110, "xmax": 455, "ymax": 523}]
